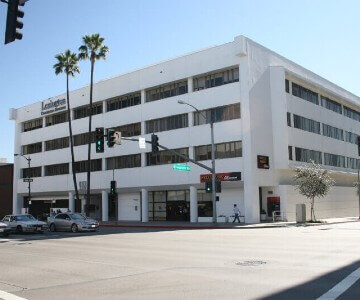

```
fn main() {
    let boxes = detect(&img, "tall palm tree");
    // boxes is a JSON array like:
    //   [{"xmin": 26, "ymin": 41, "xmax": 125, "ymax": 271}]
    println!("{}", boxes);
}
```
[
  {"xmin": 53, "ymin": 49, "xmax": 81, "ymax": 207},
  {"xmin": 78, "ymin": 34, "xmax": 109, "ymax": 215}
]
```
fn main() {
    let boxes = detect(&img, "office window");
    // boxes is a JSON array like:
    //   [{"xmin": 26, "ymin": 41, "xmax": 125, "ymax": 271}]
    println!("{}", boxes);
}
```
[
  {"xmin": 346, "ymin": 157, "xmax": 359, "ymax": 170},
  {"xmin": 106, "ymin": 154, "xmax": 141, "ymax": 170},
  {"xmin": 146, "ymin": 80, "xmax": 188, "ymax": 102},
  {"xmin": 22, "ymin": 142, "xmax": 42, "ymax": 155},
  {"xmin": 74, "ymin": 159, "xmax": 102, "ymax": 173},
  {"xmin": 45, "ymin": 111, "xmax": 68, "ymax": 126},
  {"xmin": 322, "ymin": 124, "xmax": 344, "ymax": 141},
  {"xmin": 106, "ymin": 92, "xmax": 141, "ymax": 112},
  {"xmin": 146, "ymin": 114, "xmax": 188, "ymax": 134},
  {"xmin": 345, "ymin": 131, "xmax": 359, "ymax": 144},
  {"xmin": 193, "ymin": 103, "xmax": 240, "ymax": 126},
  {"xmin": 293, "ymin": 114, "xmax": 321, "ymax": 134},
  {"xmin": 111, "ymin": 123, "xmax": 141, "ymax": 137},
  {"xmin": 146, "ymin": 148, "xmax": 189, "ymax": 166},
  {"xmin": 285, "ymin": 79, "xmax": 289, "ymax": 93},
  {"xmin": 22, "ymin": 167, "xmax": 41, "ymax": 178},
  {"xmin": 295, "ymin": 147, "xmax": 322, "ymax": 164},
  {"xmin": 23, "ymin": 118, "xmax": 43, "ymax": 132},
  {"xmin": 45, "ymin": 163, "xmax": 69, "ymax": 176},
  {"xmin": 287, "ymin": 112, "xmax": 291, "ymax": 127},
  {"xmin": 292, "ymin": 83, "xmax": 319, "ymax": 105},
  {"xmin": 288, "ymin": 146, "xmax": 293, "ymax": 160},
  {"xmin": 73, "ymin": 132, "xmax": 96, "ymax": 146},
  {"xmin": 344, "ymin": 106, "xmax": 360, "ymax": 122},
  {"xmin": 321, "ymin": 96, "xmax": 342, "ymax": 114},
  {"xmin": 195, "ymin": 141, "xmax": 242, "ymax": 161},
  {"xmin": 45, "ymin": 137, "xmax": 69, "ymax": 151},
  {"xmin": 193, "ymin": 67, "xmax": 239, "ymax": 91},
  {"xmin": 324, "ymin": 153, "xmax": 346, "ymax": 168},
  {"xmin": 74, "ymin": 102, "xmax": 103, "ymax": 120}
]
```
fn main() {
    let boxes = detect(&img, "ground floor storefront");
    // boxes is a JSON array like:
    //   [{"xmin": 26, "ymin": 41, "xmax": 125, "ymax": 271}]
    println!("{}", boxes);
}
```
[{"xmin": 15, "ymin": 184, "xmax": 359, "ymax": 223}]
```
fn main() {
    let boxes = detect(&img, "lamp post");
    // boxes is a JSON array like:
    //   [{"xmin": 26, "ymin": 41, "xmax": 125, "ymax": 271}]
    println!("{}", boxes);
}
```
[
  {"xmin": 14, "ymin": 153, "xmax": 31, "ymax": 213},
  {"xmin": 178, "ymin": 100, "xmax": 217, "ymax": 223}
]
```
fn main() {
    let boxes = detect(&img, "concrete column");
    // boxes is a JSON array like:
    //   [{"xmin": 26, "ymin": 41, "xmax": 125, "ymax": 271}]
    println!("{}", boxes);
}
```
[
  {"xmin": 187, "ymin": 77, "xmax": 193, "ymax": 93},
  {"xmin": 141, "ymin": 188, "xmax": 148, "ymax": 222},
  {"xmin": 141, "ymin": 89, "xmax": 146, "ymax": 104},
  {"xmin": 81, "ymin": 197, "xmax": 86, "ymax": 213},
  {"xmin": 190, "ymin": 186, "xmax": 198, "ymax": 223},
  {"xmin": 102, "ymin": 100, "xmax": 107, "ymax": 113},
  {"xmin": 68, "ymin": 192, "xmax": 75, "ymax": 213},
  {"xmin": 102, "ymin": 190, "xmax": 109, "ymax": 222},
  {"xmin": 189, "ymin": 146, "xmax": 194, "ymax": 160},
  {"xmin": 188, "ymin": 112, "xmax": 193, "ymax": 127},
  {"xmin": 239, "ymin": 56, "xmax": 260, "ymax": 224}
]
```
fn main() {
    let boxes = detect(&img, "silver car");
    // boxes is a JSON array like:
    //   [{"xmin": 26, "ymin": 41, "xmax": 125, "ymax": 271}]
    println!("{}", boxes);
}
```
[
  {"xmin": 0, "ymin": 221, "xmax": 11, "ymax": 237},
  {"xmin": 2, "ymin": 214, "xmax": 47, "ymax": 233},
  {"xmin": 48, "ymin": 213, "xmax": 99, "ymax": 233}
]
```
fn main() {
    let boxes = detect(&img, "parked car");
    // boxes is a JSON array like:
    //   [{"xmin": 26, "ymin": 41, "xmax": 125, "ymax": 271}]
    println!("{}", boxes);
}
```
[
  {"xmin": 0, "ymin": 221, "xmax": 11, "ymax": 237},
  {"xmin": 48, "ymin": 213, "xmax": 99, "ymax": 233},
  {"xmin": 2, "ymin": 214, "xmax": 47, "ymax": 233}
]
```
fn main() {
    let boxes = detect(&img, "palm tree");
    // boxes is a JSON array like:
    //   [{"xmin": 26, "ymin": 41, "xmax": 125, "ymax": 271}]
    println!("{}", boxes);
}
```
[
  {"xmin": 78, "ymin": 34, "xmax": 109, "ymax": 215},
  {"xmin": 53, "ymin": 49, "xmax": 81, "ymax": 208}
]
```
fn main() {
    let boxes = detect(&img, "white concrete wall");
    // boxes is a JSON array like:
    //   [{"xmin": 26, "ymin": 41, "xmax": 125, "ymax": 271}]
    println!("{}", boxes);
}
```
[
  {"xmin": 281, "ymin": 185, "xmax": 358, "ymax": 221},
  {"xmin": 118, "ymin": 193, "xmax": 141, "ymax": 221}
]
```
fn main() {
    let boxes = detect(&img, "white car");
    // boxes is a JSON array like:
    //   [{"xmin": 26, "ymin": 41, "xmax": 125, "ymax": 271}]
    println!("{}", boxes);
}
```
[
  {"xmin": 2, "ymin": 214, "xmax": 47, "ymax": 233},
  {"xmin": 0, "ymin": 221, "xmax": 11, "ymax": 237}
]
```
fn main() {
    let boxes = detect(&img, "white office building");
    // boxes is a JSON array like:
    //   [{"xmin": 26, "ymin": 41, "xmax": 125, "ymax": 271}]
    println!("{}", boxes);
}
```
[{"xmin": 10, "ymin": 36, "xmax": 360, "ymax": 223}]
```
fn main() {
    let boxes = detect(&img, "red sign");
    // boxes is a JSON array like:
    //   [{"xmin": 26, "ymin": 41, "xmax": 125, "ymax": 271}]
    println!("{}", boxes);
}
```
[{"xmin": 200, "ymin": 172, "xmax": 241, "ymax": 183}]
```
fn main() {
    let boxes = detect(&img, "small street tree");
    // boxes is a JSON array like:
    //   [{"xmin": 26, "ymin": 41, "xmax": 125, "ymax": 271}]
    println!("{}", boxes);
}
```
[
  {"xmin": 293, "ymin": 161, "xmax": 335, "ymax": 222},
  {"xmin": 53, "ymin": 49, "xmax": 81, "ymax": 206}
]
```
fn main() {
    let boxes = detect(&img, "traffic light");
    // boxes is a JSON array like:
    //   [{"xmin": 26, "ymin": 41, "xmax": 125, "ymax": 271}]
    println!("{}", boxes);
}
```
[
  {"xmin": 110, "ymin": 180, "xmax": 116, "ymax": 196},
  {"xmin": 5, "ymin": 0, "xmax": 25, "ymax": 44},
  {"xmin": 107, "ymin": 129, "xmax": 115, "ymax": 147},
  {"xmin": 357, "ymin": 136, "xmax": 360, "ymax": 156},
  {"xmin": 95, "ymin": 127, "xmax": 104, "ymax": 153},
  {"xmin": 205, "ymin": 181, "xmax": 212, "ymax": 193},
  {"xmin": 151, "ymin": 134, "xmax": 159, "ymax": 153},
  {"xmin": 205, "ymin": 181, "xmax": 221, "ymax": 193}
]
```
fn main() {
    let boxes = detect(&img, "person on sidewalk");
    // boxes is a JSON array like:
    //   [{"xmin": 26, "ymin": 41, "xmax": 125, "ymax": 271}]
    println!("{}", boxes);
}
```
[{"xmin": 232, "ymin": 204, "xmax": 241, "ymax": 223}]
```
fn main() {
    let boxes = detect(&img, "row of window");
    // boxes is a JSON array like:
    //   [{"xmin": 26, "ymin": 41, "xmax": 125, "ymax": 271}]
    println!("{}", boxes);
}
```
[
  {"xmin": 289, "ymin": 146, "xmax": 359, "ymax": 169},
  {"xmin": 20, "ymin": 141, "xmax": 242, "ymax": 177},
  {"xmin": 289, "ymin": 113, "xmax": 359, "ymax": 144},
  {"xmin": 22, "ymin": 103, "xmax": 241, "ymax": 154},
  {"xmin": 286, "ymin": 79, "xmax": 360, "ymax": 122},
  {"xmin": 22, "ymin": 66, "xmax": 240, "ymax": 132}
]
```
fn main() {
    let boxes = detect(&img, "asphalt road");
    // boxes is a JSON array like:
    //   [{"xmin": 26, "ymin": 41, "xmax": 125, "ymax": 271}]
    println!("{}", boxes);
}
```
[{"xmin": 0, "ymin": 222, "xmax": 359, "ymax": 300}]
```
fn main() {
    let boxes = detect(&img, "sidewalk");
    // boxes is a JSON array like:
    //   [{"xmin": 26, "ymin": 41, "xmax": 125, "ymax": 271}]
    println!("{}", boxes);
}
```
[{"xmin": 100, "ymin": 217, "xmax": 359, "ymax": 230}]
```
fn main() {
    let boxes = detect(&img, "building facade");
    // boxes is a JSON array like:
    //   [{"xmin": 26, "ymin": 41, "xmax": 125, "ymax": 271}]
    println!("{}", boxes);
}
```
[{"xmin": 10, "ymin": 36, "xmax": 360, "ymax": 223}]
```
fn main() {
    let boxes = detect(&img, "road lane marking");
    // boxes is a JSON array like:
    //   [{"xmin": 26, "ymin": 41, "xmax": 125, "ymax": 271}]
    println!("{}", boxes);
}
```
[
  {"xmin": 317, "ymin": 266, "xmax": 360, "ymax": 300},
  {"xmin": 0, "ymin": 290, "xmax": 27, "ymax": 300}
]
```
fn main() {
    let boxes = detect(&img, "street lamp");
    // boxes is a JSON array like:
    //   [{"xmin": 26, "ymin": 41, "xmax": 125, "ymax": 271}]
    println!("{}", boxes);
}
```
[
  {"xmin": 14, "ymin": 153, "xmax": 31, "ymax": 212},
  {"xmin": 178, "ymin": 100, "xmax": 217, "ymax": 223}
]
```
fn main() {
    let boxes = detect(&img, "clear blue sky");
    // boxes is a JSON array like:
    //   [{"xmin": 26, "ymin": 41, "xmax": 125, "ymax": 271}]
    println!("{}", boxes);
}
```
[{"xmin": 1, "ymin": 0, "xmax": 359, "ymax": 162}]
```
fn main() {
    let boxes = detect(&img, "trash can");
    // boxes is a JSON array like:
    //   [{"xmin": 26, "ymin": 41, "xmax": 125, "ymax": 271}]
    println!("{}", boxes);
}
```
[{"xmin": 296, "ymin": 204, "xmax": 306, "ymax": 223}]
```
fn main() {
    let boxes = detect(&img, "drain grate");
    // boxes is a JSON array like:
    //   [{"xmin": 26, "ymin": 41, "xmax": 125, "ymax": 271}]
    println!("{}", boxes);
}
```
[{"xmin": 235, "ymin": 260, "xmax": 267, "ymax": 266}]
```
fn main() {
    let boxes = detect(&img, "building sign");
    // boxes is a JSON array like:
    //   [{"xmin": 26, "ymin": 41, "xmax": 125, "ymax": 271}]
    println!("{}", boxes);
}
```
[
  {"xmin": 200, "ymin": 172, "xmax": 241, "ymax": 183},
  {"xmin": 257, "ymin": 155, "xmax": 269, "ymax": 169},
  {"xmin": 41, "ymin": 98, "xmax": 67, "ymax": 115}
]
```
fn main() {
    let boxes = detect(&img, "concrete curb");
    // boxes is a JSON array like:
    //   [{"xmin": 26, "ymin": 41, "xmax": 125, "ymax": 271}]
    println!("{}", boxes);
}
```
[{"xmin": 100, "ymin": 218, "xmax": 359, "ymax": 230}]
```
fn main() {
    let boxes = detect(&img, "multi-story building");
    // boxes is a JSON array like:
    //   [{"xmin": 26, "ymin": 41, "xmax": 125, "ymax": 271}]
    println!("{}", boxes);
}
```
[{"xmin": 10, "ymin": 36, "xmax": 360, "ymax": 223}]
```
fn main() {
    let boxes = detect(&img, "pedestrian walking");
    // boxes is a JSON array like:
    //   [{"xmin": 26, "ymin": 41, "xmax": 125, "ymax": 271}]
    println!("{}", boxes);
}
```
[{"xmin": 232, "ymin": 204, "xmax": 241, "ymax": 223}]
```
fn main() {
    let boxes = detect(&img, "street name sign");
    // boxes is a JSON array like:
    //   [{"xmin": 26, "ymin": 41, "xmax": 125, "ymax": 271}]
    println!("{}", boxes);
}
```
[
  {"xmin": 139, "ymin": 137, "xmax": 146, "ymax": 149},
  {"xmin": 23, "ymin": 178, "xmax": 33, "ymax": 182},
  {"xmin": 173, "ymin": 164, "xmax": 190, "ymax": 171}
]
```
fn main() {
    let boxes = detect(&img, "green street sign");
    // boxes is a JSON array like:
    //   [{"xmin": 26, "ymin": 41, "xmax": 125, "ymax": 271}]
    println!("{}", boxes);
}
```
[{"xmin": 173, "ymin": 164, "xmax": 190, "ymax": 172}]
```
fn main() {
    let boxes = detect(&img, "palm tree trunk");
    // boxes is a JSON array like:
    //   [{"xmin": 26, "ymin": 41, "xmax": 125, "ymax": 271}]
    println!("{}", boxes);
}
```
[
  {"xmin": 66, "ymin": 74, "xmax": 80, "ymax": 207},
  {"xmin": 86, "ymin": 57, "xmax": 95, "ymax": 216}
]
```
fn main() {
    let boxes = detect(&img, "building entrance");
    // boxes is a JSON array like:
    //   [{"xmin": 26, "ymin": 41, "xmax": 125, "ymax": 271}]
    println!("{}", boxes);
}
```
[{"xmin": 166, "ymin": 201, "xmax": 189, "ymax": 221}]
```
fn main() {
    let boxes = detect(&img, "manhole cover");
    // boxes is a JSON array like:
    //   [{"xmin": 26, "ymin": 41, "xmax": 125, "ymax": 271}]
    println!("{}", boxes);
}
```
[{"xmin": 235, "ymin": 260, "xmax": 267, "ymax": 266}]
